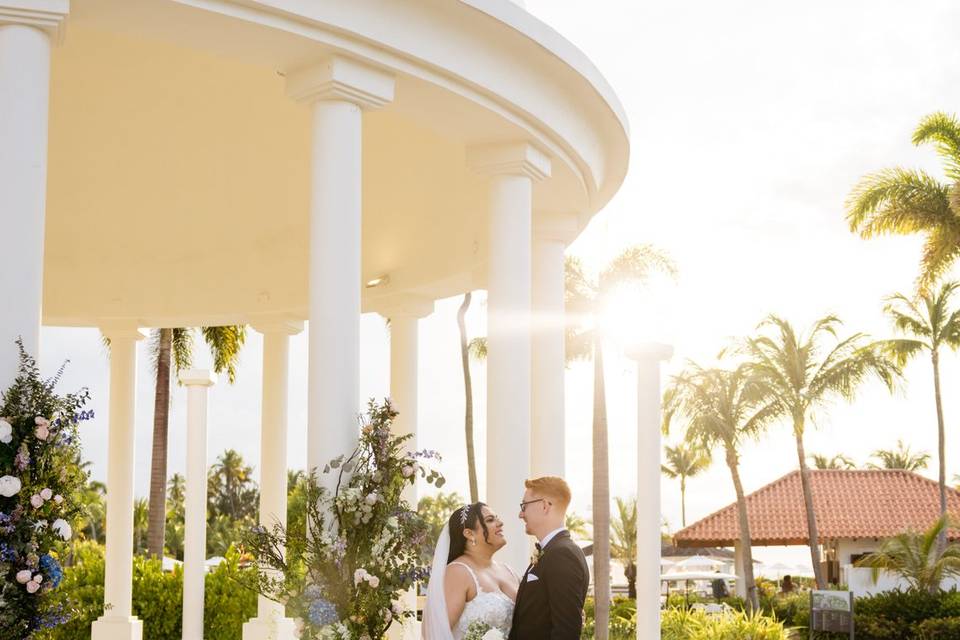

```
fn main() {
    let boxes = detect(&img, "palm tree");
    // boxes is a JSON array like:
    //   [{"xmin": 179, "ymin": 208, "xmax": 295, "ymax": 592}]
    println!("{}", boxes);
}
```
[
  {"xmin": 208, "ymin": 449, "xmax": 258, "ymax": 521},
  {"xmin": 565, "ymin": 512, "xmax": 591, "ymax": 539},
  {"xmin": 883, "ymin": 281, "xmax": 960, "ymax": 553},
  {"xmin": 810, "ymin": 453, "xmax": 857, "ymax": 470},
  {"xmin": 146, "ymin": 325, "xmax": 246, "ymax": 558},
  {"xmin": 664, "ymin": 364, "xmax": 779, "ymax": 611},
  {"xmin": 846, "ymin": 112, "xmax": 960, "ymax": 292},
  {"xmin": 661, "ymin": 442, "xmax": 711, "ymax": 527},
  {"xmin": 742, "ymin": 315, "xmax": 901, "ymax": 588},
  {"xmin": 133, "ymin": 497, "xmax": 150, "ymax": 555},
  {"xmin": 610, "ymin": 497, "xmax": 638, "ymax": 599},
  {"xmin": 456, "ymin": 293, "xmax": 480, "ymax": 503},
  {"xmin": 856, "ymin": 517, "xmax": 960, "ymax": 593},
  {"xmin": 867, "ymin": 439, "xmax": 931, "ymax": 472},
  {"xmin": 566, "ymin": 245, "xmax": 675, "ymax": 638}
]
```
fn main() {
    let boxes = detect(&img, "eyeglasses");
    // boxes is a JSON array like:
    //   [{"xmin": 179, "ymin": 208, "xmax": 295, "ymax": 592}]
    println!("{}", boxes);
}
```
[{"xmin": 520, "ymin": 498, "xmax": 547, "ymax": 513}]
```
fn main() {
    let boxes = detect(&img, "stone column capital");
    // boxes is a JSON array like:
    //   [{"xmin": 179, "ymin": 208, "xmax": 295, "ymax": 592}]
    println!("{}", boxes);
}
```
[
  {"xmin": 467, "ymin": 142, "xmax": 552, "ymax": 182},
  {"xmin": 99, "ymin": 324, "xmax": 146, "ymax": 343},
  {"xmin": 627, "ymin": 342, "xmax": 674, "ymax": 363},
  {"xmin": 0, "ymin": 1, "xmax": 69, "ymax": 43},
  {"xmin": 533, "ymin": 211, "xmax": 579, "ymax": 244},
  {"xmin": 286, "ymin": 55, "xmax": 395, "ymax": 109},
  {"xmin": 250, "ymin": 315, "xmax": 304, "ymax": 336},
  {"xmin": 372, "ymin": 294, "xmax": 435, "ymax": 320},
  {"xmin": 179, "ymin": 369, "xmax": 216, "ymax": 387}
]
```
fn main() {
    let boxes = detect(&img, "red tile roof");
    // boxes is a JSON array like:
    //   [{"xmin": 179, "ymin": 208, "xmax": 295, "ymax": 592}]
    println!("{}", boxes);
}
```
[{"xmin": 673, "ymin": 470, "xmax": 960, "ymax": 547}]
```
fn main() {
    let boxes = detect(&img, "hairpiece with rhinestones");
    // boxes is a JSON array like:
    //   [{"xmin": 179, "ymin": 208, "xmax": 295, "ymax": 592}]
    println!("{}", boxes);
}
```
[{"xmin": 459, "ymin": 504, "xmax": 471, "ymax": 525}]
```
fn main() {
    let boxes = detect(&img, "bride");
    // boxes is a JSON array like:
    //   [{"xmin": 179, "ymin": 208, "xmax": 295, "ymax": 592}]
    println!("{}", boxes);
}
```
[{"xmin": 423, "ymin": 502, "xmax": 520, "ymax": 639}]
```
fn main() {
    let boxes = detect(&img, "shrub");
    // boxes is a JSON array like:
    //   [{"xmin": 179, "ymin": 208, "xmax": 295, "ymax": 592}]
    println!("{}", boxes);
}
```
[
  {"xmin": 660, "ymin": 606, "xmax": 787, "ymax": 640},
  {"xmin": 36, "ymin": 543, "xmax": 257, "ymax": 640},
  {"xmin": 915, "ymin": 617, "xmax": 960, "ymax": 640}
]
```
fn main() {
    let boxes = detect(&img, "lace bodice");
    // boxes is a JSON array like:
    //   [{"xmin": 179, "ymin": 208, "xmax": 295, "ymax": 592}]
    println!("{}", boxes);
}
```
[{"xmin": 449, "ymin": 562, "xmax": 515, "ymax": 640}]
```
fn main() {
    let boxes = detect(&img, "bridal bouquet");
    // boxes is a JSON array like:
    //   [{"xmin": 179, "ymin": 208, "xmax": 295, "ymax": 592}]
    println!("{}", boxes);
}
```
[
  {"xmin": 0, "ymin": 342, "xmax": 91, "ymax": 640},
  {"xmin": 245, "ymin": 399, "xmax": 445, "ymax": 640},
  {"xmin": 464, "ymin": 621, "xmax": 506, "ymax": 640}
]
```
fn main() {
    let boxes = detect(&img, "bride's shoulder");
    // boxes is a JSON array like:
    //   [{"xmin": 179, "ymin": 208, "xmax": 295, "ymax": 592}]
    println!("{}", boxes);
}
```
[{"xmin": 445, "ymin": 558, "xmax": 475, "ymax": 584}]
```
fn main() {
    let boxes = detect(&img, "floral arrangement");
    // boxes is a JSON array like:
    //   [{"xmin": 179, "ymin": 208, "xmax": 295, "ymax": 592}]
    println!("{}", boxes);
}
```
[
  {"xmin": 245, "ymin": 399, "xmax": 445, "ymax": 640},
  {"xmin": 0, "ymin": 341, "xmax": 92, "ymax": 639},
  {"xmin": 463, "ymin": 621, "xmax": 505, "ymax": 640}
]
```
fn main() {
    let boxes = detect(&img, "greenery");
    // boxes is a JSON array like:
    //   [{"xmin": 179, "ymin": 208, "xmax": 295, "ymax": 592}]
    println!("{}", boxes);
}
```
[
  {"xmin": 846, "ymin": 111, "xmax": 960, "ymax": 292},
  {"xmin": 34, "ymin": 541, "xmax": 257, "ymax": 640},
  {"xmin": 659, "ymin": 607, "xmax": 787, "ymax": 640},
  {"xmin": 0, "ymin": 343, "xmax": 92, "ymax": 639},
  {"xmin": 868, "ymin": 439, "xmax": 931, "ymax": 472},
  {"xmin": 811, "ymin": 453, "xmax": 857, "ymax": 469},
  {"xmin": 660, "ymin": 442, "xmax": 711, "ymax": 528},
  {"xmin": 742, "ymin": 314, "xmax": 901, "ymax": 588},
  {"xmin": 245, "ymin": 399, "xmax": 444, "ymax": 640},
  {"xmin": 416, "ymin": 491, "xmax": 464, "ymax": 565},
  {"xmin": 856, "ymin": 517, "xmax": 960, "ymax": 593}
]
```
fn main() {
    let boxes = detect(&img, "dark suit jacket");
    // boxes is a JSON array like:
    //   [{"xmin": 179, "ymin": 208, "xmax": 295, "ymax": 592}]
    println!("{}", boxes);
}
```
[{"xmin": 508, "ymin": 530, "xmax": 589, "ymax": 640}]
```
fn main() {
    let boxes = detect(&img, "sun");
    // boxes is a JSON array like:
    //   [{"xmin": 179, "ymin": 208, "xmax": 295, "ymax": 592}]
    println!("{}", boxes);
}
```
[{"xmin": 598, "ymin": 282, "xmax": 674, "ymax": 349}]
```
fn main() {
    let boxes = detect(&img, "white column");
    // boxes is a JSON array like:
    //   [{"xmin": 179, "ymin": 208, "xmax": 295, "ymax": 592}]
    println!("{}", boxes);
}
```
[
  {"xmin": 531, "ymin": 215, "xmax": 576, "ymax": 478},
  {"xmin": 244, "ymin": 321, "xmax": 303, "ymax": 640},
  {"xmin": 286, "ymin": 56, "xmax": 394, "ymax": 484},
  {"xmin": 629, "ymin": 343, "xmax": 672, "ymax": 640},
  {"xmin": 0, "ymin": 2, "xmax": 67, "ymax": 389},
  {"xmin": 92, "ymin": 326, "xmax": 146, "ymax": 640},
  {"xmin": 469, "ymin": 142, "xmax": 551, "ymax": 572},
  {"xmin": 180, "ymin": 369, "xmax": 215, "ymax": 640},
  {"xmin": 378, "ymin": 297, "xmax": 432, "ymax": 640}
]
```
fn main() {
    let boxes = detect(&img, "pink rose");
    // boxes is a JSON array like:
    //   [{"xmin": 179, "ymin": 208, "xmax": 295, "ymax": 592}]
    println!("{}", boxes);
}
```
[
  {"xmin": 33, "ymin": 574, "xmax": 42, "ymax": 584},
  {"xmin": 35, "ymin": 424, "xmax": 49, "ymax": 440},
  {"xmin": 54, "ymin": 494, "xmax": 63, "ymax": 504},
  {"xmin": 16, "ymin": 570, "xmax": 31, "ymax": 584},
  {"xmin": 26, "ymin": 580, "xmax": 40, "ymax": 594},
  {"xmin": 30, "ymin": 494, "xmax": 43, "ymax": 508},
  {"xmin": 34, "ymin": 416, "xmax": 49, "ymax": 427},
  {"xmin": 366, "ymin": 575, "xmax": 380, "ymax": 589},
  {"xmin": 40, "ymin": 488, "xmax": 52, "ymax": 501}
]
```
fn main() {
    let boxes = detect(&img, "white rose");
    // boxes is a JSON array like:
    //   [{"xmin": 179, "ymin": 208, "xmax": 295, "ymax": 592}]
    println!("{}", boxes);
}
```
[
  {"xmin": 0, "ymin": 419, "xmax": 12, "ymax": 444},
  {"xmin": 0, "ymin": 475, "xmax": 22, "ymax": 497},
  {"xmin": 366, "ymin": 574, "xmax": 380, "ymax": 588},
  {"xmin": 354, "ymin": 568, "xmax": 368, "ymax": 585},
  {"xmin": 54, "ymin": 494, "xmax": 64, "ymax": 504},
  {"xmin": 365, "ymin": 493, "xmax": 379, "ymax": 506},
  {"xmin": 40, "ymin": 488, "xmax": 53, "ymax": 501},
  {"xmin": 401, "ymin": 465, "xmax": 413, "ymax": 478},
  {"xmin": 52, "ymin": 518, "xmax": 72, "ymax": 541}
]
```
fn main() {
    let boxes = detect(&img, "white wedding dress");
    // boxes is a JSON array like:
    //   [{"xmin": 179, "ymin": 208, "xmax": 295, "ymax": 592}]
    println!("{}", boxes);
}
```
[
  {"xmin": 448, "ymin": 562, "xmax": 515, "ymax": 639},
  {"xmin": 422, "ymin": 529, "xmax": 516, "ymax": 640}
]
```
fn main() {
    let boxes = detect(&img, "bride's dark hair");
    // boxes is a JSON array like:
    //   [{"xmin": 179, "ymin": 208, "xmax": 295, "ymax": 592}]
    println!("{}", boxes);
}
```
[{"xmin": 446, "ymin": 502, "xmax": 489, "ymax": 563}]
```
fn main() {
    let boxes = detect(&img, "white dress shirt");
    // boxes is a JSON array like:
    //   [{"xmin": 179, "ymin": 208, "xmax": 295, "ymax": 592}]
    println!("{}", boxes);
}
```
[{"xmin": 539, "ymin": 527, "xmax": 567, "ymax": 549}]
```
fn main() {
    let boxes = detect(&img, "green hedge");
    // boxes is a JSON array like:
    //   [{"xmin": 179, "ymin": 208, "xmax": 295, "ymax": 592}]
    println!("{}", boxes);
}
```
[{"xmin": 36, "ymin": 542, "xmax": 257, "ymax": 640}]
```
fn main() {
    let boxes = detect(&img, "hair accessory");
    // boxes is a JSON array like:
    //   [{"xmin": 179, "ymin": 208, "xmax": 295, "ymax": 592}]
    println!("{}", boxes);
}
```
[{"xmin": 459, "ymin": 505, "xmax": 471, "ymax": 525}]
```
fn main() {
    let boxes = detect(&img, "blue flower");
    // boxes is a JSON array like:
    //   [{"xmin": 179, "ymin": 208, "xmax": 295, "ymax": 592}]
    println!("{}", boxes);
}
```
[
  {"xmin": 39, "ymin": 554, "xmax": 63, "ymax": 588},
  {"xmin": 307, "ymin": 596, "xmax": 338, "ymax": 627}
]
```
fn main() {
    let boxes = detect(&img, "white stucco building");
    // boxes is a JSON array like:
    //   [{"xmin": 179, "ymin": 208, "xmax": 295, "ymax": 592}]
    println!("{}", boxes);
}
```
[{"xmin": 0, "ymin": 1, "xmax": 670, "ymax": 638}]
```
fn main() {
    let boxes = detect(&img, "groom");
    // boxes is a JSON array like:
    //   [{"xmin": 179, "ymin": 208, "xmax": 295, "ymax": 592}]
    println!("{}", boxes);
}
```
[{"xmin": 510, "ymin": 477, "xmax": 589, "ymax": 640}]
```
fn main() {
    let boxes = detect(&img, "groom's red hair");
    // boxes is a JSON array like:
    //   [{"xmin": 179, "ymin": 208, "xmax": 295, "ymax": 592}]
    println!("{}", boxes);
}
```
[{"xmin": 525, "ymin": 476, "xmax": 571, "ymax": 510}]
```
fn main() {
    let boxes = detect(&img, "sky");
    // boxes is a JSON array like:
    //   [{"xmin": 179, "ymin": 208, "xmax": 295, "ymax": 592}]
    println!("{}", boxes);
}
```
[{"xmin": 35, "ymin": 0, "xmax": 960, "ymax": 570}]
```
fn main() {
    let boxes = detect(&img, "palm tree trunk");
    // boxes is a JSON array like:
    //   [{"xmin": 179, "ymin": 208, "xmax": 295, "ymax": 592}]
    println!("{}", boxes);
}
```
[
  {"xmin": 933, "ymin": 350, "xmax": 948, "ymax": 555},
  {"xmin": 147, "ymin": 328, "xmax": 172, "ymax": 558},
  {"xmin": 793, "ymin": 422, "xmax": 826, "ymax": 589},
  {"xmin": 726, "ymin": 448, "xmax": 758, "ymax": 611},
  {"xmin": 592, "ymin": 340, "xmax": 610, "ymax": 640},
  {"xmin": 680, "ymin": 476, "xmax": 687, "ymax": 528},
  {"xmin": 457, "ymin": 292, "xmax": 479, "ymax": 503}
]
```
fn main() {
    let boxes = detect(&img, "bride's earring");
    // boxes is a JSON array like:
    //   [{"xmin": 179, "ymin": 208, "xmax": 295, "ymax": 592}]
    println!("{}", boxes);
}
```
[{"xmin": 470, "ymin": 538, "xmax": 477, "ymax": 546}]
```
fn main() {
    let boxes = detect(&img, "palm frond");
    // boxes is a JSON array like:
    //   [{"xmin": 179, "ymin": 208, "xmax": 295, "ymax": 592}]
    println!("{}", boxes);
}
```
[
  {"xmin": 846, "ymin": 168, "xmax": 953, "ymax": 236},
  {"xmin": 171, "ymin": 328, "xmax": 194, "ymax": 374},
  {"xmin": 912, "ymin": 112, "xmax": 960, "ymax": 182},
  {"xmin": 201, "ymin": 325, "xmax": 247, "ymax": 383},
  {"xmin": 598, "ymin": 245, "xmax": 677, "ymax": 294}
]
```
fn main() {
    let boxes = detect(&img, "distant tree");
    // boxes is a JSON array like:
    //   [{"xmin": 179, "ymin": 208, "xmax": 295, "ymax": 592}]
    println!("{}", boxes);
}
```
[
  {"xmin": 78, "ymin": 479, "xmax": 107, "ymax": 544},
  {"xmin": 610, "ymin": 497, "xmax": 638, "ymax": 599},
  {"xmin": 133, "ymin": 497, "xmax": 150, "ymax": 556},
  {"xmin": 868, "ymin": 440, "xmax": 931, "ymax": 472},
  {"xmin": 810, "ymin": 453, "xmax": 857, "ymax": 470},
  {"xmin": 457, "ymin": 294, "xmax": 480, "ymax": 503},
  {"xmin": 164, "ymin": 473, "xmax": 186, "ymax": 559},
  {"xmin": 565, "ymin": 512, "xmax": 591, "ymax": 539},
  {"xmin": 661, "ymin": 442, "xmax": 711, "ymax": 527},
  {"xmin": 207, "ymin": 449, "xmax": 259, "ymax": 522},
  {"xmin": 417, "ymin": 492, "xmax": 465, "ymax": 565}
]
